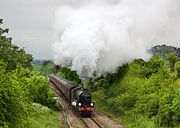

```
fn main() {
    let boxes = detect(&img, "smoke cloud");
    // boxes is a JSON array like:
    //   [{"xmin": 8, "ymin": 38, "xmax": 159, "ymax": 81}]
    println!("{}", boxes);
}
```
[{"xmin": 53, "ymin": 0, "xmax": 180, "ymax": 83}]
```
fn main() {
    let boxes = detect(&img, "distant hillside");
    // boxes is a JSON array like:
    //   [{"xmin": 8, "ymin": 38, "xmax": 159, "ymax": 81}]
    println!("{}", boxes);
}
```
[
  {"xmin": 151, "ymin": 44, "xmax": 180, "ymax": 58},
  {"xmin": 32, "ymin": 59, "xmax": 53, "ymax": 66}
]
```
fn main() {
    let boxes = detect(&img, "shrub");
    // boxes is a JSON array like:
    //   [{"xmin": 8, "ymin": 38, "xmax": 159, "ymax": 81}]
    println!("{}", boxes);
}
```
[
  {"xmin": 175, "ymin": 61, "xmax": 180, "ymax": 78},
  {"xmin": 0, "ymin": 61, "xmax": 29, "ymax": 127},
  {"xmin": 25, "ymin": 75, "xmax": 56, "ymax": 109}
]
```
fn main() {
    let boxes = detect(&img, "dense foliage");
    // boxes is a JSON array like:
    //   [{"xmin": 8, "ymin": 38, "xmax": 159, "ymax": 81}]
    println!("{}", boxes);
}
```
[
  {"xmin": 25, "ymin": 74, "xmax": 56, "ymax": 108},
  {"xmin": 92, "ymin": 55, "xmax": 180, "ymax": 127},
  {"xmin": 0, "ymin": 19, "xmax": 56, "ymax": 127},
  {"xmin": 175, "ymin": 61, "xmax": 180, "ymax": 78},
  {"xmin": 166, "ymin": 52, "xmax": 180, "ymax": 71},
  {"xmin": 58, "ymin": 67, "xmax": 82, "ymax": 85},
  {"xmin": 0, "ymin": 61, "xmax": 29, "ymax": 127}
]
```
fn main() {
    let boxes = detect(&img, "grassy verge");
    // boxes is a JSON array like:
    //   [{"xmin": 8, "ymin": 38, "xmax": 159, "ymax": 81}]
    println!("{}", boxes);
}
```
[
  {"xmin": 94, "ymin": 104, "xmax": 156, "ymax": 128},
  {"xmin": 93, "ymin": 92, "xmax": 156, "ymax": 128},
  {"xmin": 28, "ymin": 103, "xmax": 62, "ymax": 128},
  {"xmin": 116, "ymin": 114, "xmax": 156, "ymax": 128}
]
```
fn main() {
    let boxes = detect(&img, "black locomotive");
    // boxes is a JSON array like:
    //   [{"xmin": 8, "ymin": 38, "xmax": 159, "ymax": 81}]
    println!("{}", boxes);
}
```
[{"xmin": 49, "ymin": 74, "xmax": 94, "ymax": 116}]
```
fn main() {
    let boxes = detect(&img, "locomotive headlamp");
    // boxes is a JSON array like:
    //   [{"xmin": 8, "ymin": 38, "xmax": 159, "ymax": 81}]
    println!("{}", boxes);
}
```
[
  {"xmin": 78, "ymin": 103, "xmax": 81, "ymax": 106},
  {"xmin": 90, "ymin": 103, "xmax": 94, "ymax": 106}
]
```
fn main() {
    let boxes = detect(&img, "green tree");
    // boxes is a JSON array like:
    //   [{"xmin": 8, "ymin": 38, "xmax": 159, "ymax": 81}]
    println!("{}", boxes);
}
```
[
  {"xmin": 58, "ymin": 67, "xmax": 82, "ymax": 85},
  {"xmin": 166, "ymin": 52, "xmax": 180, "ymax": 71},
  {"xmin": 175, "ymin": 61, "xmax": 180, "ymax": 78},
  {"xmin": 40, "ymin": 61, "xmax": 58, "ymax": 75},
  {"xmin": 151, "ymin": 44, "xmax": 175, "ymax": 59},
  {"xmin": 0, "ymin": 19, "xmax": 33, "ymax": 71}
]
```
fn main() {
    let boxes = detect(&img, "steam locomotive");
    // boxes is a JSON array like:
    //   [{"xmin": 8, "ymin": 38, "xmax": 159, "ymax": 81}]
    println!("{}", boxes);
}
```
[{"xmin": 49, "ymin": 74, "xmax": 94, "ymax": 116}]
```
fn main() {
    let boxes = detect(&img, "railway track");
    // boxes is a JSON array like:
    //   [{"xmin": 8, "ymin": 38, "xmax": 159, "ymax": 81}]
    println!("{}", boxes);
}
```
[
  {"xmin": 79, "ymin": 116, "xmax": 106, "ymax": 128},
  {"xmin": 91, "ymin": 117, "xmax": 106, "ymax": 128}
]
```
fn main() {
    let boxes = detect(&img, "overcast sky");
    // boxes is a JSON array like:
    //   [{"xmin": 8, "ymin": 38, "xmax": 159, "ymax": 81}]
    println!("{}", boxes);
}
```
[
  {"xmin": 0, "ymin": 0, "xmax": 63, "ymax": 59},
  {"xmin": 1, "ymin": 0, "xmax": 180, "ymax": 59}
]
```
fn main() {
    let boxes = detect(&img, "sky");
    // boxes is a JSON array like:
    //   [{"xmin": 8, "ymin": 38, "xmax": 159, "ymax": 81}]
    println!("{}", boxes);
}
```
[
  {"xmin": 0, "ymin": 0, "xmax": 62, "ymax": 59},
  {"xmin": 0, "ymin": 0, "xmax": 180, "ymax": 60}
]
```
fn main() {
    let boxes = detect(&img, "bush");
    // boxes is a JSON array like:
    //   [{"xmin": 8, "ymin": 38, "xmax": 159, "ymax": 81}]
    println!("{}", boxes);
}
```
[
  {"xmin": 58, "ymin": 67, "xmax": 82, "ymax": 85},
  {"xmin": 175, "ymin": 61, "xmax": 180, "ymax": 78},
  {"xmin": 0, "ymin": 61, "xmax": 29, "ymax": 127},
  {"xmin": 166, "ymin": 52, "xmax": 179, "ymax": 71},
  {"xmin": 171, "ymin": 89, "xmax": 180, "ymax": 126},
  {"xmin": 25, "ymin": 75, "xmax": 56, "ymax": 109}
]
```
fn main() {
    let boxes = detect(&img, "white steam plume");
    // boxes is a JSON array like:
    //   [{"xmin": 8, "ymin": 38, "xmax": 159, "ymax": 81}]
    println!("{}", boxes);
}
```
[{"xmin": 53, "ymin": 0, "xmax": 180, "ymax": 83}]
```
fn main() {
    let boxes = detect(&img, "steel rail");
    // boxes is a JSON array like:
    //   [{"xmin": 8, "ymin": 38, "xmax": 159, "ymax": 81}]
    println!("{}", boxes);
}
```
[
  {"xmin": 78, "ymin": 116, "xmax": 104, "ymax": 128},
  {"xmin": 91, "ymin": 117, "xmax": 104, "ymax": 128},
  {"xmin": 78, "ymin": 117, "xmax": 91, "ymax": 128}
]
